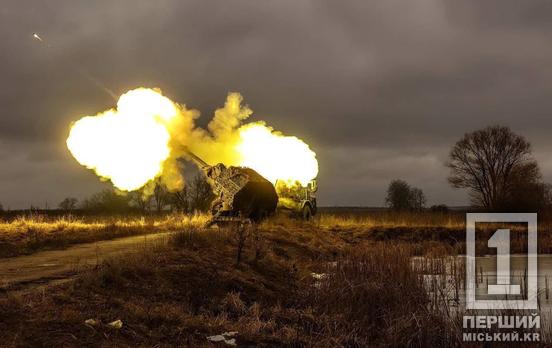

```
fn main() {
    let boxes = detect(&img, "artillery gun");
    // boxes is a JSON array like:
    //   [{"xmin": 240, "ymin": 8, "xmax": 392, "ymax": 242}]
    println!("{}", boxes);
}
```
[
  {"xmin": 275, "ymin": 179, "xmax": 317, "ymax": 220},
  {"xmin": 185, "ymin": 149, "xmax": 278, "ymax": 226}
]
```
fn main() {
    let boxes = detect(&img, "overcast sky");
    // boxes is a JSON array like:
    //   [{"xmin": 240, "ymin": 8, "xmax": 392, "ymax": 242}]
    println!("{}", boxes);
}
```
[{"xmin": 2, "ymin": 0, "xmax": 552, "ymax": 208}]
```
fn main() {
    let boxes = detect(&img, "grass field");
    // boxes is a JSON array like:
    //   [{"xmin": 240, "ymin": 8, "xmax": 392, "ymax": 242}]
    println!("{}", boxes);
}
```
[
  {"xmin": 0, "ymin": 221, "xmax": 460, "ymax": 346},
  {"xmin": 0, "ymin": 211, "xmax": 548, "ymax": 346},
  {"xmin": 0, "ymin": 213, "xmax": 208, "ymax": 258},
  {"xmin": 1, "ymin": 210, "xmax": 550, "ymax": 258}
]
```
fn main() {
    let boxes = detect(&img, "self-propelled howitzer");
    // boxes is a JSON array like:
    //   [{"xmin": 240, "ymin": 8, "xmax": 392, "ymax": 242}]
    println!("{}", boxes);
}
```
[{"xmin": 185, "ymin": 149, "xmax": 278, "ymax": 225}]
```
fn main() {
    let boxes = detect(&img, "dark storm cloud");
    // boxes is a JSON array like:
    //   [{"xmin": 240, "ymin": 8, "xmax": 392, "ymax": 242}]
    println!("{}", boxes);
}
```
[
  {"xmin": 444, "ymin": 0, "xmax": 552, "ymax": 29},
  {"xmin": 2, "ymin": 0, "xmax": 552, "ymax": 207}
]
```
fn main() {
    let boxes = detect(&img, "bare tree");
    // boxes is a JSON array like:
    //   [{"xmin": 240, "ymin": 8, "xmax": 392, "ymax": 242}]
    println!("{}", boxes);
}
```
[
  {"xmin": 129, "ymin": 190, "xmax": 151, "ymax": 213},
  {"xmin": 385, "ymin": 179, "xmax": 426, "ymax": 211},
  {"xmin": 59, "ymin": 197, "xmax": 78, "ymax": 211},
  {"xmin": 188, "ymin": 173, "xmax": 214, "ymax": 212},
  {"xmin": 166, "ymin": 174, "xmax": 213, "ymax": 213},
  {"xmin": 152, "ymin": 182, "xmax": 169, "ymax": 212},
  {"xmin": 81, "ymin": 189, "xmax": 131, "ymax": 213},
  {"xmin": 447, "ymin": 126, "xmax": 541, "ymax": 210},
  {"xmin": 386, "ymin": 180, "xmax": 411, "ymax": 210},
  {"xmin": 169, "ymin": 186, "xmax": 189, "ymax": 213},
  {"xmin": 409, "ymin": 188, "xmax": 426, "ymax": 211},
  {"xmin": 503, "ymin": 162, "xmax": 552, "ymax": 211}
]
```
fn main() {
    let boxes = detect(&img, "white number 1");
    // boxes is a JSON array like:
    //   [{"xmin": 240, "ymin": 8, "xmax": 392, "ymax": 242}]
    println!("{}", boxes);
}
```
[{"xmin": 487, "ymin": 229, "xmax": 521, "ymax": 295}]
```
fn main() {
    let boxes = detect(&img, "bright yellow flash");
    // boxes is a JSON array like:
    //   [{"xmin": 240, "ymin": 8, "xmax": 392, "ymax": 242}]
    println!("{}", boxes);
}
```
[
  {"xmin": 236, "ymin": 123, "xmax": 318, "ymax": 186},
  {"xmin": 66, "ymin": 88, "xmax": 178, "ymax": 191},
  {"xmin": 67, "ymin": 88, "xmax": 319, "ymax": 192}
]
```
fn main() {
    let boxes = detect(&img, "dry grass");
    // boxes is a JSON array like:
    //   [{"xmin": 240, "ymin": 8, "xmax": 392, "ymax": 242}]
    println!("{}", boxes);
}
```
[
  {"xmin": 314, "ymin": 211, "xmax": 552, "ymax": 254},
  {"xmin": 2, "ymin": 209, "xmax": 552, "ymax": 262},
  {"xmin": 0, "ymin": 223, "xmax": 464, "ymax": 347},
  {"xmin": 0, "ymin": 213, "xmax": 209, "ymax": 257},
  {"xmin": 0, "ymin": 223, "xmax": 330, "ymax": 346},
  {"xmin": 317, "ymin": 210, "xmax": 465, "ymax": 229},
  {"xmin": 1, "ymin": 211, "xmax": 551, "ymax": 346},
  {"xmin": 3, "ymin": 210, "xmax": 552, "ymax": 258},
  {"xmin": 297, "ymin": 242, "xmax": 461, "ymax": 346}
]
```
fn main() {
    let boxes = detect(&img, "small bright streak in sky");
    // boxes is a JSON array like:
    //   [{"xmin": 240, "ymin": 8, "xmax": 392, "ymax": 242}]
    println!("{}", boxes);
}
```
[{"xmin": 32, "ymin": 33, "xmax": 43, "ymax": 42}]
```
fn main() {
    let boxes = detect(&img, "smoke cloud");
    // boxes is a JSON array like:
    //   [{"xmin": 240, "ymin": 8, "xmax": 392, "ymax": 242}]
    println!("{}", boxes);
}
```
[{"xmin": 67, "ymin": 88, "xmax": 319, "ymax": 196}]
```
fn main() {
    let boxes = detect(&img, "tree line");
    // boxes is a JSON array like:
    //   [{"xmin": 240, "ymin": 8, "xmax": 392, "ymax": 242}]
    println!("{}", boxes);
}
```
[
  {"xmin": 386, "ymin": 125, "xmax": 552, "ymax": 212},
  {"xmin": 57, "ymin": 173, "xmax": 214, "ymax": 214}
]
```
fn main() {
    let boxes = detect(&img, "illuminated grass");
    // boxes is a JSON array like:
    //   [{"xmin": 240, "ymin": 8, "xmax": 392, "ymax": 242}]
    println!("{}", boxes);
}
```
[{"xmin": 0, "ymin": 213, "xmax": 209, "ymax": 257}]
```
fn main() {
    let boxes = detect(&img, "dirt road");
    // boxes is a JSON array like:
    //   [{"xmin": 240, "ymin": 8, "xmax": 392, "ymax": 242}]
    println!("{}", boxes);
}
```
[{"xmin": 0, "ymin": 232, "xmax": 174, "ymax": 293}]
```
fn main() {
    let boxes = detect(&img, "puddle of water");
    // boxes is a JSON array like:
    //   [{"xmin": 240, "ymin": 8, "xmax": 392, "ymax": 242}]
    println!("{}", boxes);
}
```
[{"xmin": 413, "ymin": 255, "xmax": 552, "ymax": 311}]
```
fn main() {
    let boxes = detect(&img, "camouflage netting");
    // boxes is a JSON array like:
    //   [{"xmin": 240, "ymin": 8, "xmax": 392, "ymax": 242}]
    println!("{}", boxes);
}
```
[{"xmin": 230, "ymin": 167, "xmax": 278, "ymax": 221}]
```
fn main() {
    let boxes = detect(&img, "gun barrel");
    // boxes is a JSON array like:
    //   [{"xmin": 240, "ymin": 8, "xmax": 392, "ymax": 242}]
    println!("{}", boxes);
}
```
[{"xmin": 183, "ymin": 148, "xmax": 210, "ymax": 171}]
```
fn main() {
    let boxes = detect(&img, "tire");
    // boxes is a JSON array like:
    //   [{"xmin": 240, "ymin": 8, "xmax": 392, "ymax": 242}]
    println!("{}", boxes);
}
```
[{"xmin": 302, "ymin": 205, "xmax": 312, "ymax": 221}]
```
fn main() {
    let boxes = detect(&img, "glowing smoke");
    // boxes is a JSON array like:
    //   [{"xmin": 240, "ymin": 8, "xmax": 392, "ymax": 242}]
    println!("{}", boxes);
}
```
[
  {"xmin": 237, "ymin": 123, "xmax": 318, "ymax": 186},
  {"xmin": 67, "ymin": 88, "xmax": 178, "ymax": 191},
  {"xmin": 66, "ymin": 88, "xmax": 318, "ymax": 193}
]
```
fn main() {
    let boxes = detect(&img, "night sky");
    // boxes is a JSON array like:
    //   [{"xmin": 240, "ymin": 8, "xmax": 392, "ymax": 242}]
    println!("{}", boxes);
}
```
[{"xmin": 2, "ymin": 0, "xmax": 552, "ymax": 208}]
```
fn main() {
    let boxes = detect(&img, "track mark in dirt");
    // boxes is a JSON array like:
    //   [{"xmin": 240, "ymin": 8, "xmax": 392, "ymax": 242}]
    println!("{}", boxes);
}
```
[{"xmin": 0, "ymin": 232, "xmax": 174, "ymax": 294}]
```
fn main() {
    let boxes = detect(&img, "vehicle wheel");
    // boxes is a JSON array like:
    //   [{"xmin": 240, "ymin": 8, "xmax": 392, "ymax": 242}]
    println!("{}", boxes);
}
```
[{"xmin": 302, "ymin": 205, "xmax": 312, "ymax": 221}]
